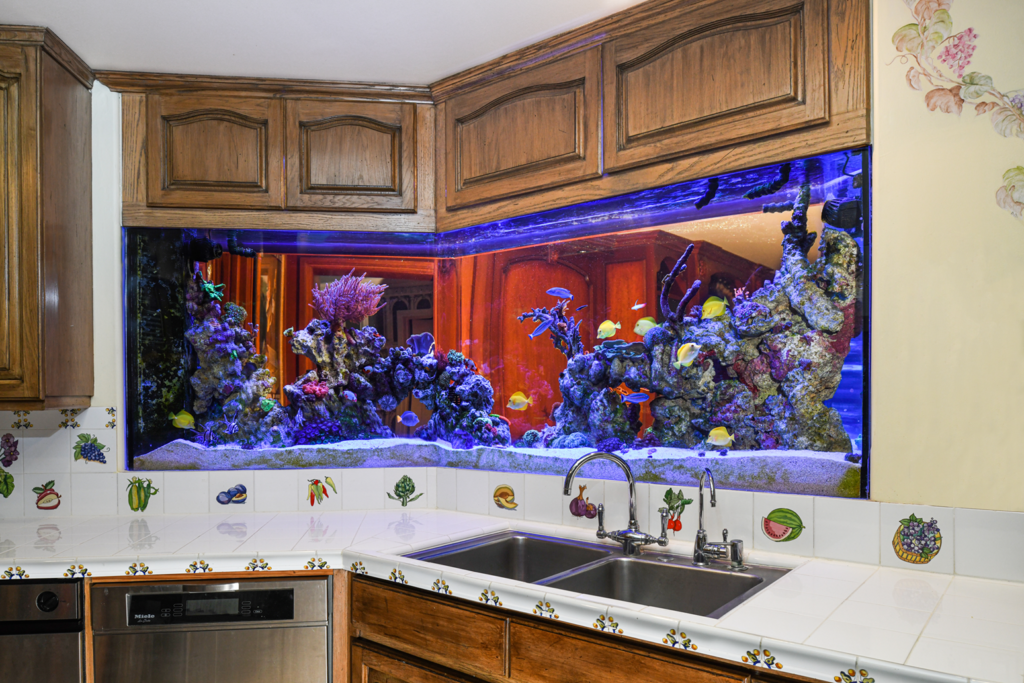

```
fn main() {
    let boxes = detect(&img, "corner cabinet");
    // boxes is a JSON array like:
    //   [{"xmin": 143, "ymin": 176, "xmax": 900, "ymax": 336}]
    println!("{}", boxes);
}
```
[
  {"xmin": 431, "ymin": 0, "xmax": 869, "ymax": 230},
  {"xmin": 343, "ymin": 575, "xmax": 799, "ymax": 683},
  {"xmin": 106, "ymin": 75, "xmax": 435, "ymax": 232},
  {"xmin": 0, "ymin": 27, "xmax": 94, "ymax": 410}
]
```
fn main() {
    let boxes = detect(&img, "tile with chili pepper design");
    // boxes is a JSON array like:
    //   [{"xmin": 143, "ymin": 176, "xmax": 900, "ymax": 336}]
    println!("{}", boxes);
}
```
[{"xmin": 299, "ymin": 470, "xmax": 343, "ymax": 511}]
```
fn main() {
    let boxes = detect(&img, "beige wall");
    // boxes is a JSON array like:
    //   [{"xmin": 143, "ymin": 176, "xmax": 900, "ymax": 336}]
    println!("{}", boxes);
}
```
[{"xmin": 872, "ymin": 0, "xmax": 1024, "ymax": 511}]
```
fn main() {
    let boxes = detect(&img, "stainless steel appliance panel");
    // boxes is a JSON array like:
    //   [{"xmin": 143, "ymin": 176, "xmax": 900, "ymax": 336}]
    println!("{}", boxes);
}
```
[
  {"xmin": 94, "ymin": 626, "xmax": 328, "ymax": 683},
  {"xmin": 0, "ymin": 632, "xmax": 83, "ymax": 683},
  {"xmin": 0, "ymin": 581, "xmax": 80, "ymax": 621}
]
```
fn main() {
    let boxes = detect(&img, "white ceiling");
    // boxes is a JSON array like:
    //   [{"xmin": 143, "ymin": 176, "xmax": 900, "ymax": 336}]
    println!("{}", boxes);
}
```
[{"xmin": 4, "ymin": 0, "xmax": 645, "ymax": 85}]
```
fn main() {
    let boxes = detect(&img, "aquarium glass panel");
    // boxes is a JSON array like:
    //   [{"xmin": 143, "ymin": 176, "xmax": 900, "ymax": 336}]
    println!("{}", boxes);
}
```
[{"xmin": 125, "ymin": 149, "xmax": 870, "ymax": 497}]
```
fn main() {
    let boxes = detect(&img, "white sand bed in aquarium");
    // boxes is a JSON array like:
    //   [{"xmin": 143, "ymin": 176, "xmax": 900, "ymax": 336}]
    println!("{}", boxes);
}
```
[{"xmin": 135, "ymin": 438, "xmax": 862, "ymax": 497}]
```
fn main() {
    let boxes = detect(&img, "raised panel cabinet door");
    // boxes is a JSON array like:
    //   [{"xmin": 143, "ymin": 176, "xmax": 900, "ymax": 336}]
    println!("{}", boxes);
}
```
[
  {"xmin": 146, "ymin": 93, "xmax": 284, "ymax": 208},
  {"xmin": 510, "ymin": 622, "xmax": 751, "ymax": 683},
  {"xmin": 0, "ymin": 44, "xmax": 41, "ymax": 401},
  {"xmin": 604, "ymin": 0, "xmax": 829, "ymax": 172},
  {"xmin": 351, "ymin": 644, "xmax": 465, "ymax": 683},
  {"xmin": 444, "ymin": 46, "xmax": 601, "ymax": 210},
  {"xmin": 285, "ymin": 99, "xmax": 416, "ymax": 212}
]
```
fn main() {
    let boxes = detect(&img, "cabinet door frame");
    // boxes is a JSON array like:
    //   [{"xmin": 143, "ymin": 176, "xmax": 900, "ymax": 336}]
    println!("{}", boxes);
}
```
[
  {"xmin": 285, "ymin": 98, "xmax": 416, "ymax": 212},
  {"xmin": 146, "ymin": 92, "xmax": 284, "ymax": 209},
  {"xmin": 443, "ymin": 46, "xmax": 602, "ymax": 210},
  {"xmin": 0, "ymin": 44, "xmax": 41, "ymax": 401},
  {"xmin": 603, "ymin": 0, "xmax": 829, "ymax": 173}
]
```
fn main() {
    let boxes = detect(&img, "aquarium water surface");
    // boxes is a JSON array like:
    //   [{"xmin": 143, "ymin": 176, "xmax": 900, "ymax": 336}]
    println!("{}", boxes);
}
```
[{"xmin": 125, "ymin": 150, "xmax": 870, "ymax": 498}]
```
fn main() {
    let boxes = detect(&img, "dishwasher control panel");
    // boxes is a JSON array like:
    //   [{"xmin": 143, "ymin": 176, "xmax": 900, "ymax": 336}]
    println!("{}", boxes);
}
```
[{"xmin": 128, "ymin": 589, "xmax": 294, "ymax": 625}]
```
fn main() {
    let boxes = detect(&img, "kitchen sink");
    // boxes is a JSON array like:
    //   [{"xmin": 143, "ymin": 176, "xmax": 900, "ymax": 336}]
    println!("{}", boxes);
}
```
[
  {"xmin": 538, "ymin": 556, "xmax": 788, "ymax": 618},
  {"xmin": 406, "ymin": 531, "xmax": 788, "ymax": 618},
  {"xmin": 406, "ymin": 531, "xmax": 615, "ymax": 583}
]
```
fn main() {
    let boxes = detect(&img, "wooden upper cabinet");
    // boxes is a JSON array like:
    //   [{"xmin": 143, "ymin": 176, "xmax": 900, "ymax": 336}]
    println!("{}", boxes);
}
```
[
  {"xmin": 443, "ymin": 46, "xmax": 601, "ymax": 209},
  {"xmin": 146, "ymin": 93, "xmax": 284, "ymax": 208},
  {"xmin": 285, "ymin": 99, "xmax": 416, "ymax": 212},
  {"xmin": 603, "ymin": 0, "xmax": 829, "ymax": 172},
  {"xmin": 0, "ymin": 28, "xmax": 93, "ymax": 410}
]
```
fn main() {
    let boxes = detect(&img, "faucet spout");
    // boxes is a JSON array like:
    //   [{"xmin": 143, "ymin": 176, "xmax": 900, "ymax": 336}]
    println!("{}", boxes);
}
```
[
  {"xmin": 563, "ymin": 451, "xmax": 638, "ymax": 531},
  {"xmin": 697, "ymin": 468, "xmax": 716, "ymax": 532}
]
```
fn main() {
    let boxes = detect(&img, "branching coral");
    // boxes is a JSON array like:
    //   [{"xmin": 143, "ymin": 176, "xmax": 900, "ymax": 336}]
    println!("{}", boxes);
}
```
[
  {"xmin": 311, "ymin": 270, "xmax": 388, "ymax": 333},
  {"xmin": 517, "ymin": 298, "xmax": 585, "ymax": 359},
  {"xmin": 659, "ymin": 244, "xmax": 702, "ymax": 326}
]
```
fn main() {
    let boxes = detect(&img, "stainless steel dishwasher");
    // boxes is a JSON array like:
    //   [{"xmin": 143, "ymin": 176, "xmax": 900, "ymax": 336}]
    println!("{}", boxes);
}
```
[
  {"xmin": 92, "ymin": 577, "xmax": 331, "ymax": 683},
  {"xmin": 0, "ymin": 578, "xmax": 84, "ymax": 683}
]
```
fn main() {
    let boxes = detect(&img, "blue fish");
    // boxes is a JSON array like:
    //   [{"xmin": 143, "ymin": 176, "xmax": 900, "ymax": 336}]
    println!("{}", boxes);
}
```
[
  {"xmin": 575, "ymin": 304, "xmax": 588, "ymax": 311},
  {"xmin": 622, "ymin": 393, "xmax": 649, "ymax": 404},
  {"xmin": 399, "ymin": 411, "xmax": 420, "ymax": 427},
  {"xmin": 546, "ymin": 287, "xmax": 574, "ymax": 300},
  {"xmin": 529, "ymin": 319, "xmax": 553, "ymax": 339}
]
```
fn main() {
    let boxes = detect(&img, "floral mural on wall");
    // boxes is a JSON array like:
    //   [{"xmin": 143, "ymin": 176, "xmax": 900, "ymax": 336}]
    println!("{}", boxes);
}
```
[{"xmin": 891, "ymin": 0, "xmax": 1024, "ymax": 220}]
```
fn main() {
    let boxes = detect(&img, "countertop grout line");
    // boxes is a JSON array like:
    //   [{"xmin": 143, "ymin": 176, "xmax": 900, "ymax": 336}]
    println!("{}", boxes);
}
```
[
  {"xmin": 796, "ymin": 564, "xmax": 878, "ymax": 646},
  {"xmin": 900, "ymin": 570, "xmax": 953, "ymax": 666}
]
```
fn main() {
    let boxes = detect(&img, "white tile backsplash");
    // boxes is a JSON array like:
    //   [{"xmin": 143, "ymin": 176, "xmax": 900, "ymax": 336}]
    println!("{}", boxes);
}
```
[
  {"xmin": 254, "ymin": 470, "xmax": 299, "ymax": 512},
  {"xmin": 523, "ymin": 473, "xmax": 562, "ymax": 525},
  {"xmin": 455, "ymin": 469, "xmax": 489, "ymax": 515},
  {"xmin": 22, "ymin": 432, "xmax": 71, "ymax": 473},
  {"xmin": 71, "ymin": 473, "xmax": 118, "ymax": 516},
  {"xmin": 815, "ymin": 495, "xmax": 880, "ymax": 564},
  {"xmin": 343, "ymin": 468, "xmax": 386, "ymax": 510},
  {"xmin": 163, "ymin": 471, "xmax": 210, "ymax": 515},
  {"xmin": 436, "ymin": 468, "xmax": 457, "ymax": 510},
  {"xmin": 954, "ymin": 508, "xmax": 1024, "ymax": 583}
]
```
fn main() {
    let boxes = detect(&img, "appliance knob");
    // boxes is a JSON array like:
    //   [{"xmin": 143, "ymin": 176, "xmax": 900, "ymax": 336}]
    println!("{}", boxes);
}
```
[{"xmin": 36, "ymin": 591, "xmax": 60, "ymax": 613}]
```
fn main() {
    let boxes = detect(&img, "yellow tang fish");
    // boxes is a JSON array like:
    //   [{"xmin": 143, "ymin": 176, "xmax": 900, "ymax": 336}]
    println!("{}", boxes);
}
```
[
  {"xmin": 597, "ymin": 320, "xmax": 621, "ymax": 339},
  {"xmin": 701, "ymin": 296, "xmax": 728, "ymax": 319},
  {"xmin": 673, "ymin": 343, "xmax": 702, "ymax": 369},
  {"xmin": 507, "ymin": 392, "xmax": 534, "ymax": 411},
  {"xmin": 168, "ymin": 410, "xmax": 195, "ymax": 429},
  {"xmin": 707, "ymin": 426, "xmax": 735, "ymax": 447},
  {"xmin": 633, "ymin": 317, "xmax": 657, "ymax": 336}
]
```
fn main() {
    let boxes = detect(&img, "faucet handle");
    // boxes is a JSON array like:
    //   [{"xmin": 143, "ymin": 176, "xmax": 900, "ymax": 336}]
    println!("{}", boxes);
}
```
[
  {"xmin": 657, "ymin": 507, "xmax": 670, "ymax": 545},
  {"xmin": 596, "ymin": 503, "xmax": 607, "ymax": 539},
  {"xmin": 722, "ymin": 528, "xmax": 728, "ymax": 542}
]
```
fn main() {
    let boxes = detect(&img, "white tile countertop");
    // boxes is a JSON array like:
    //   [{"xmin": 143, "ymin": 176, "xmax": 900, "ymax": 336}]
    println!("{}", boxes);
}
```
[{"xmin": 0, "ymin": 509, "xmax": 1020, "ymax": 683}]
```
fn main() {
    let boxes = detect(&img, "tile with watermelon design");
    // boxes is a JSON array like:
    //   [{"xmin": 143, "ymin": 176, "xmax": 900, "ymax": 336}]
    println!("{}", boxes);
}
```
[{"xmin": 753, "ymin": 493, "xmax": 814, "ymax": 556}]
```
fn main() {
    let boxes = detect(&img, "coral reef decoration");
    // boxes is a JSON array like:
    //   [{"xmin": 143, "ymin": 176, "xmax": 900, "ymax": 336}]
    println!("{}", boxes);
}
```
[
  {"xmin": 388, "ymin": 475, "xmax": 423, "ymax": 507},
  {"xmin": 659, "ymin": 244, "xmax": 702, "ymax": 326},
  {"xmin": 893, "ymin": 513, "xmax": 941, "ymax": 564},
  {"xmin": 694, "ymin": 177, "xmax": 719, "ymax": 210},
  {"xmin": 311, "ymin": 269, "xmax": 388, "ymax": 334},
  {"xmin": 518, "ymin": 295, "xmax": 585, "ymax": 359},
  {"xmin": 2, "ymin": 567, "xmax": 28, "ymax": 579},
  {"xmin": 73, "ymin": 433, "xmax": 109, "ymax": 464},
  {"xmin": 836, "ymin": 669, "xmax": 875, "ymax": 683},
  {"xmin": 534, "ymin": 180, "xmax": 860, "ymax": 453},
  {"xmin": 743, "ymin": 649, "xmax": 782, "ymax": 669},
  {"xmin": 743, "ymin": 163, "xmax": 791, "ymax": 199},
  {"xmin": 184, "ymin": 267, "xmax": 292, "ymax": 449},
  {"xmin": 891, "ymin": 0, "xmax": 1024, "ymax": 221}
]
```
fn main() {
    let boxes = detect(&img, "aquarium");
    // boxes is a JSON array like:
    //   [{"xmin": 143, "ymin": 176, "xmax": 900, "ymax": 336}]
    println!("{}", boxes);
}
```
[{"xmin": 125, "ymin": 149, "xmax": 870, "ymax": 498}]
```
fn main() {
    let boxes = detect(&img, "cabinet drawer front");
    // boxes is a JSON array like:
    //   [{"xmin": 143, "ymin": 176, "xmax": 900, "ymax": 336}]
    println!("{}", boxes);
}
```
[
  {"xmin": 351, "ymin": 579, "xmax": 506, "ymax": 679},
  {"xmin": 146, "ymin": 93, "xmax": 284, "ymax": 208},
  {"xmin": 444, "ymin": 46, "xmax": 601, "ymax": 210},
  {"xmin": 604, "ymin": 0, "xmax": 829, "ymax": 172},
  {"xmin": 285, "ymin": 99, "xmax": 416, "ymax": 212},
  {"xmin": 510, "ymin": 622, "xmax": 748, "ymax": 683},
  {"xmin": 352, "ymin": 643, "xmax": 465, "ymax": 683}
]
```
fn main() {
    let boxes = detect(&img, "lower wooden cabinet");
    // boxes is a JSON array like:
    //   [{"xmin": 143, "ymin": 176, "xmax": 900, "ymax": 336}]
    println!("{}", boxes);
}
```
[{"xmin": 346, "ymin": 576, "xmax": 804, "ymax": 683}]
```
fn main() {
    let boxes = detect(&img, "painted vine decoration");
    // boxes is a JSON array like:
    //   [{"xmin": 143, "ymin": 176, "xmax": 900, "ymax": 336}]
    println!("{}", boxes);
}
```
[{"xmin": 891, "ymin": 0, "xmax": 1024, "ymax": 220}]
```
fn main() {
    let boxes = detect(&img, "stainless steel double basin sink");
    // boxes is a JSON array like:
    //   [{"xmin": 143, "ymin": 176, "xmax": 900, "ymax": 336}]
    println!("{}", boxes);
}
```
[{"xmin": 406, "ymin": 531, "xmax": 788, "ymax": 618}]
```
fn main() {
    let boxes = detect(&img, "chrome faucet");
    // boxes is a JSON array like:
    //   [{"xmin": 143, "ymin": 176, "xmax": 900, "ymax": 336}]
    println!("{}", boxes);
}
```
[
  {"xmin": 563, "ymin": 451, "xmax": 669, "ymax": 556},
  {"xmin": 693, "ymin": 468, "xmax": 746, "ymax": 570}
]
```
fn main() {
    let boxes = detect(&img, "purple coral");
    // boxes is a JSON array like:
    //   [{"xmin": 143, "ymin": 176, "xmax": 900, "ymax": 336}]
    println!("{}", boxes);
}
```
[{"xmin": 311, "ymin": 270, "xmax": 387, "ymax": 333}]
